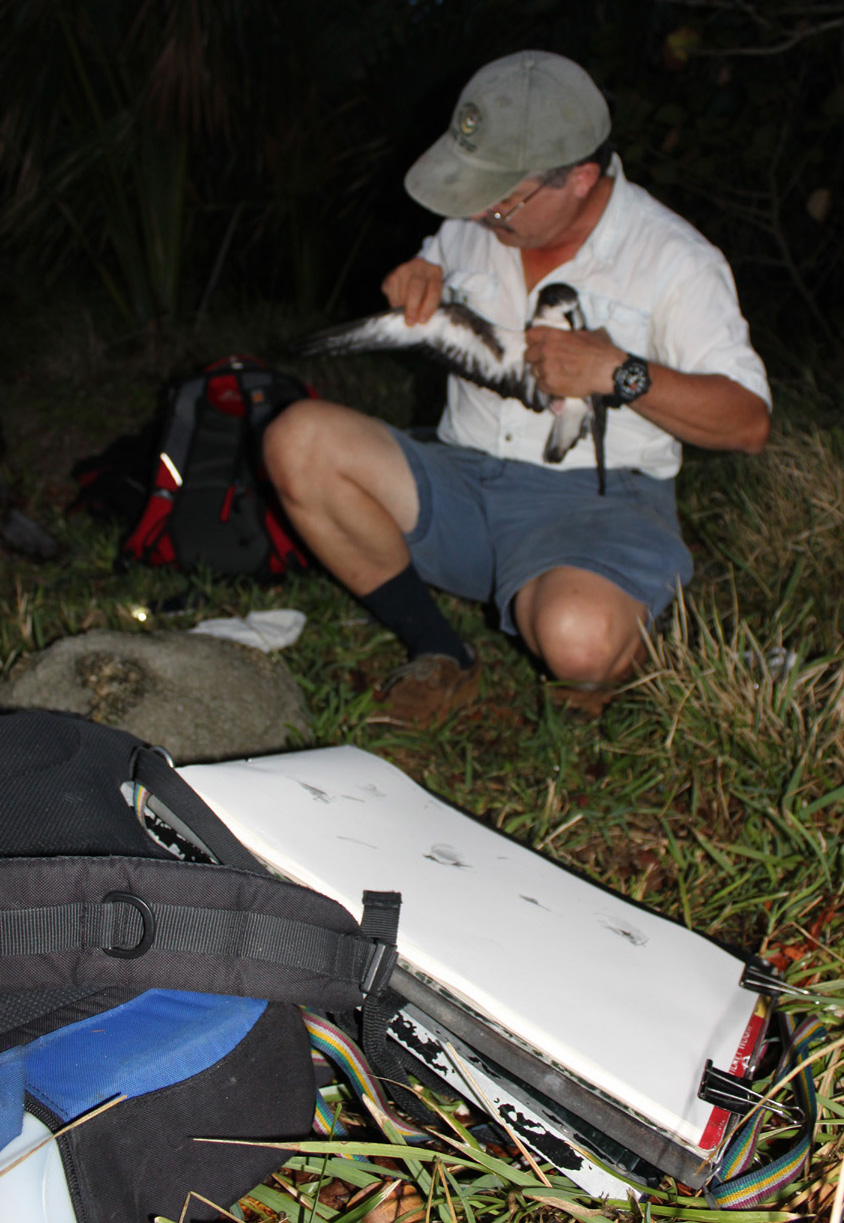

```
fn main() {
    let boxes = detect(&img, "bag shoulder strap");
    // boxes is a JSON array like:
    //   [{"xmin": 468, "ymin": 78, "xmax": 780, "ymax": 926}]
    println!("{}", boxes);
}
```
[
  {"xmin": 0, "ymin": 855, "xmax": 398, "ymax": 1018},
  {"xmin": 160, "ymin": 374, "xmax": 205, "ymax": 481},
  {"xmin": 0, "ymin": 743, "xmax": 400, "ymax": 1028},
  {"xmin": 132, "ymin": 746, "xmax": 265, "ymax": 873}
]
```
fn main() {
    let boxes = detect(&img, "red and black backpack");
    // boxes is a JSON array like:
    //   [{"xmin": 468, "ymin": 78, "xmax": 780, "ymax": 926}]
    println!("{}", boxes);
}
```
[{"xmin": 120, "ymin": 355, "xmax": 310, "ymax": 579}]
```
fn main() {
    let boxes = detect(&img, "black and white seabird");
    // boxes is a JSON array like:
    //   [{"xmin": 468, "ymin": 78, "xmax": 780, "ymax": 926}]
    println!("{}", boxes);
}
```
[
  {"xmin": 293, "ymin": 282, "xmax": 610, "ymax": 492},
  {"xmin": 529, "ymin": 284, "xmax": 608, "ymax": 492}
]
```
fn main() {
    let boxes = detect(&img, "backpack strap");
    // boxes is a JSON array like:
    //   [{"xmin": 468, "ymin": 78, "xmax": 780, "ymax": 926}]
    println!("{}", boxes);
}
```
[
  {"xmin": 0, "ymin": 714, "xmax": 401, "ymax": 1051},
  {"xmin": 0, "ymin": 856, "xmax": 398, "ymax": 1020},
  {"xmin": 161, "ymin": 374, "xmax": 205, "ymax": 482},
  {"xmin": 132, "ymin": 745, "xmax": 266, "ymax": 872}
]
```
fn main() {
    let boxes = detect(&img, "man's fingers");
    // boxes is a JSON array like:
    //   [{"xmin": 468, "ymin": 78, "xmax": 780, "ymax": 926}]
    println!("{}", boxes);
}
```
[
  {"xmin": 403, "ymin": 277, "xmax": 427, "ymax": 325},
  {"xmin": 404, "ymin": 270, "xmax": 442, "ymax": 325},
  {"xmin": 380, "ymin": 267, "xmax": 405, "ymax": 308},
  {"xmin": 381, "ymin": 259, "xmax": 443, "ymax": 325}
]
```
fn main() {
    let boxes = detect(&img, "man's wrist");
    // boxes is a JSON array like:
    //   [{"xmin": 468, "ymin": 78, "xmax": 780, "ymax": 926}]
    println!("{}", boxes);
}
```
[{"xmin": 611, "ymin": 354, "xmax": 651, "ymax": 404}]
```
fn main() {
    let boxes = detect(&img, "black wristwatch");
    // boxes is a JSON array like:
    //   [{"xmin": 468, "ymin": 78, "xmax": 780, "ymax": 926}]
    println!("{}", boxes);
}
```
[{"xmin": 612, "ymin": 354, "xmax": 651, "ymax": 404}]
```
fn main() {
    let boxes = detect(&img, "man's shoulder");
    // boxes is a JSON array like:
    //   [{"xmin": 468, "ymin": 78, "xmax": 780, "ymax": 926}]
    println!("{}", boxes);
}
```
[
  {"xmin": 426, "ymin": 216, "xmax": 512, "ymax": 268},
  {"xmin": 611, "ymin": 162, "xmax": 723, "ymax": 263}
]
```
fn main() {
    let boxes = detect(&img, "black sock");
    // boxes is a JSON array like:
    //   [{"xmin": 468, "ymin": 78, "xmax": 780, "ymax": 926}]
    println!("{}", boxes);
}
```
[{"xmin": 360, "ymin": 564, "xmax": 473, "ymax": 667}]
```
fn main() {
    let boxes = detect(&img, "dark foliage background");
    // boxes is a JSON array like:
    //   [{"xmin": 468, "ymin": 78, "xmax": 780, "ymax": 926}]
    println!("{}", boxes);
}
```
[{"xmin": 0, "ymin": 0, "xmax": 841, "ymax": 380}]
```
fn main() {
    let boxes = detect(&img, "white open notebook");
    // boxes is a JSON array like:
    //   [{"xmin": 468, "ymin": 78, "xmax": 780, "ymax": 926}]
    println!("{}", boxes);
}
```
[{"xmin": 179, "ymin": 746, "xmax": 766, "ymax": 1157}]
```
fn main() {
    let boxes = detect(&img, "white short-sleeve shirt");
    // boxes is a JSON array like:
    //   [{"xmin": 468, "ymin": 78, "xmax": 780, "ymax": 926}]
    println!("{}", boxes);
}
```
[{"xmin": 419, "ymin": 155, "xmax": 771, "ymax": 480}]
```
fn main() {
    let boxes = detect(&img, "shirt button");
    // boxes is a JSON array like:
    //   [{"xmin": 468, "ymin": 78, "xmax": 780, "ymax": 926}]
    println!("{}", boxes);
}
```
[{"xmin": 504, "ymin": 433, "xmax": 513, "ymax": 442}]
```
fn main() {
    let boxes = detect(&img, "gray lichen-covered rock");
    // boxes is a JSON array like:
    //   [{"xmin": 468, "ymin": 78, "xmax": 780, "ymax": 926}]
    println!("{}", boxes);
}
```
[{"xmin": 0, "ymin": 629, "xmax": 310, "ymax": 763}]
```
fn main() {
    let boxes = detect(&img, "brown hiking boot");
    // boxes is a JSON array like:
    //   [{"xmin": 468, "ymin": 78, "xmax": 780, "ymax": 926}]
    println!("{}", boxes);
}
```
[{"xmin": 368, "ymin": 650, "xmax": 482, "ymax": 728}]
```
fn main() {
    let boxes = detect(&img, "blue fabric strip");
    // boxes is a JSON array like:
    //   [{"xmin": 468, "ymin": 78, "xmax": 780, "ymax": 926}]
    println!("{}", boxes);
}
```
[
  {"xmin": 0, "ymin": 991, "xmax": 267, "ymax": 1125},
  {"xmin": 0, "ymin": 1048, "xmax": 26, "ymax": 1150}
]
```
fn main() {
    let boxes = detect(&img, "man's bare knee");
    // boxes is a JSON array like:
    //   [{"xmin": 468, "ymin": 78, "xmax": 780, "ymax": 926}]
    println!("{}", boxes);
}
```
[
  {"xmin": 516, "ymin": 571, "xmax": 647, "ymax": 685},
  {"xmin": 262, "ymin": 398, "xmax": 420, "ymax": 580},
  {"xmin": 263, "ymin": 399, "xmax": 333, "ymax": 498},
  {"xmin": 535, "ymin": 604, "xmax": 626, "ymax": 683},
  {"xmin": 263, "ymin": 397, "xmax": 389, "ymax": 511}
]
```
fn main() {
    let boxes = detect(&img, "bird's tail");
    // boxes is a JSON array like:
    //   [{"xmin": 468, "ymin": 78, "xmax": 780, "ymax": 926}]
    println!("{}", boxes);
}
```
[{"xmin": 543, "ymin": 400, "xmax": 593, "ymax": 463}]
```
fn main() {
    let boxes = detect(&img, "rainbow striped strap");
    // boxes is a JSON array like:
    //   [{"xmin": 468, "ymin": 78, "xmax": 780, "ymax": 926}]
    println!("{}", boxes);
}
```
[
  {"xmin": 305, "ymin": 1009, "xmax": 432, "ymax": 1144},
  {"xmin": 710, "ymin": 1014, "xmax": 826, "ymax": 1207}
]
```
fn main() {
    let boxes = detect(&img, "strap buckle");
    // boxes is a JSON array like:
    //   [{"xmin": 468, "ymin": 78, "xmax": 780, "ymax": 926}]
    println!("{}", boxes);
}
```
[{"xmin": 360, "ymin": 890, "xmax": 401, "ymax": 996}]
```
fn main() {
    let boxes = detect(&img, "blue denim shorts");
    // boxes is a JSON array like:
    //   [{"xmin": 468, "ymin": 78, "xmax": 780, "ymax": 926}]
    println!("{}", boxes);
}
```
[{"xmin": 389, "ymin": 429, "xmax": 693, "ymax": 634}]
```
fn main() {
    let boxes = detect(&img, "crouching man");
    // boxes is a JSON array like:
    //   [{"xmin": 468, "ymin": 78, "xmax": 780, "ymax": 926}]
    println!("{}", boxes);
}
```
[{"xmin": 264, "ymin": 50, "xmax": 770, "ymax": 726}]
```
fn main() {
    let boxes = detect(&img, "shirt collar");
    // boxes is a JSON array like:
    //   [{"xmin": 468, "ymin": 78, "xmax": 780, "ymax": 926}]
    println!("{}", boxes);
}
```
[
  {"xmin": 525, "ymin": 153, "xmax": 631, "ymax": 302},
  {"xmin": 570, "ymin": 151, "xmax": 629, "ymax": 269}
]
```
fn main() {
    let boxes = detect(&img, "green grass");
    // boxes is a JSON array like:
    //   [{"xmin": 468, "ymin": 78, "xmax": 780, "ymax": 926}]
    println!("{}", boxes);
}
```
[{"xmin": 2, "ymin": 325, "xmax": 844, "ymax": 1221}]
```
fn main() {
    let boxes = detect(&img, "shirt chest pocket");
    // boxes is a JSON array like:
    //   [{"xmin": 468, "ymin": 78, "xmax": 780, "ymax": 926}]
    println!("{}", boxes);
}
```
[
  {"xmin": 582, "ymin": 296, "xmax": 652, "ymax": 357},
  {"xmin": 443, "ymin": 269, "xmax": 501, "ymax": 318}
]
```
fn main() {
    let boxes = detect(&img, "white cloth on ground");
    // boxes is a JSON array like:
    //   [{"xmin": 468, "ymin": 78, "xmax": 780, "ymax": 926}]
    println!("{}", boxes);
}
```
[{"xmin": 189, "ymin": 609, "xmax": 306, "ymax": 653}]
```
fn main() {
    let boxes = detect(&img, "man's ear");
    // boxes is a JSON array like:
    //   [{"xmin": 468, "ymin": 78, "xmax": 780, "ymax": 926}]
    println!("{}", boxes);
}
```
[{"xmin": 571, "ymin": 161, "xmax": 603, "ymax": 199}]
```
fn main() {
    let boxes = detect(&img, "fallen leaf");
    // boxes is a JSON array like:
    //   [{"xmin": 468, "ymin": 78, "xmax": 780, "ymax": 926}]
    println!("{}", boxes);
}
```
[{"xmin": 361, "ymin": 1182, "xmax": 425, "ymax": 1223}]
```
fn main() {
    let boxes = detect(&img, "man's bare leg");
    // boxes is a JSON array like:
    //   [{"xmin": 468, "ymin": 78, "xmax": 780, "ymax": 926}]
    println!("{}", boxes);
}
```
[
  {"xmin": 263, "ymin": 399, "xmax": 478, "ymax": 724},
  {"xmin": 263, "ymin": 398, "xmax": 419, "ymax": 593},
  {"xmin": 514, "ymin": 566, "xmax": 648, "ymax": 713}
]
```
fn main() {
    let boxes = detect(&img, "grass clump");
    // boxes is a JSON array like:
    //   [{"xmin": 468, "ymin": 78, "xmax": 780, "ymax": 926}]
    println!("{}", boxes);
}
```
[{"xmin": 679, "ymin": 424, "xmax": 844, "ymax": 653}]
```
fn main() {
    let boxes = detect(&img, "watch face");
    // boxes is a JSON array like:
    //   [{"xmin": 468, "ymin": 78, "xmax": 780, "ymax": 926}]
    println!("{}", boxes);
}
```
[{"xmin": 615, "ymin": 357, "xmax": 650, "ymax": 402}]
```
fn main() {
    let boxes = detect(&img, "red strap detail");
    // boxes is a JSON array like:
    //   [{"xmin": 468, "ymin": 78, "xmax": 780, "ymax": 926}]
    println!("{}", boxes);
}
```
[
  {"xmin": 220, "ymin": 484, "xmax": 235, "ymax": 522},
  {"xmin": 263, "ymin": 508, "xmax": 308, "ymax": 572},
  {"xmin": 122, "ymin": 493, "xmax": 176, "ymax": 565},
  {"xmin": 155, "ymin": 455, "xmax": 181, "ymax": 494},
  {"xmin": 149, "ymin": 532, "xmax": 176, "ymax": 565}
]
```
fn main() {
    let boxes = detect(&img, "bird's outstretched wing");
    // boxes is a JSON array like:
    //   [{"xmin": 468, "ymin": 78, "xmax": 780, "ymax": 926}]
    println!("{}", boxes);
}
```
[{"xmin": 293, "ymin": 301, "xmax": 546, "ymax": 409}]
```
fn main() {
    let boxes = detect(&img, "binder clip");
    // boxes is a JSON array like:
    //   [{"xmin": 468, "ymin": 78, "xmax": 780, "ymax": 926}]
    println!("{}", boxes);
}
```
[
  {"xmin": 698, "ymin": 1060, "xmax": 802, "ymax": 1124},
  {"xmin": 740, "ymin": 963, "xmax": 819, "ymax": 1002}
]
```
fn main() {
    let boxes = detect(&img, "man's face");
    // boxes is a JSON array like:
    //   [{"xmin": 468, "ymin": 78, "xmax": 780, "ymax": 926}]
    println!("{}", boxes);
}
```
[{"xmin": 470, "ymin": 164, "xmax": 599, "ymax": 251}]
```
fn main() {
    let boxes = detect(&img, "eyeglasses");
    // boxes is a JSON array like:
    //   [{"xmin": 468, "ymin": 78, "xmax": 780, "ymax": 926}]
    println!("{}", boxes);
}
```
[{"xmin": 486, "ymin": 180, "xmax": 545, "ymax": 224}]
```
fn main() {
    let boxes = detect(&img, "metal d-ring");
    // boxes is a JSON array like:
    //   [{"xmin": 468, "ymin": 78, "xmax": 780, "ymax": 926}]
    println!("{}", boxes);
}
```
[{"xmin": 103, "ymin": 891, "xmax": 156, "ymax": 958}]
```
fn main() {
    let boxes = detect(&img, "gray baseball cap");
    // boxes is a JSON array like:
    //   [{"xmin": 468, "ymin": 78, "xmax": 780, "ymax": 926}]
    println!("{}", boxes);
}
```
[{"xmin": 404, "ymin": 51, "xmax": 611, "ymax": 218}]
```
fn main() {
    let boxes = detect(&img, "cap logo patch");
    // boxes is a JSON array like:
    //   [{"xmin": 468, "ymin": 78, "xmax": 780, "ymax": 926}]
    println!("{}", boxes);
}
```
[{"xmin": 451, "ymin": 102, "xmax": 482, "ymax": 151}]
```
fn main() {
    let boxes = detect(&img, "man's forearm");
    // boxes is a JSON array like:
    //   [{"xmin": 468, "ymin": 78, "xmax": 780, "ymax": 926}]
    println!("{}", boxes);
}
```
[
  {"xmin": 525, "ymin": 325, "xmax": 770, "ymax": 455},
  {"xmin": 630, "ymin": 365, "xmax": 770, "ymax": 454}
]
